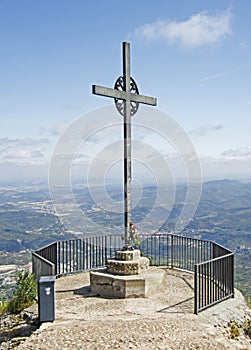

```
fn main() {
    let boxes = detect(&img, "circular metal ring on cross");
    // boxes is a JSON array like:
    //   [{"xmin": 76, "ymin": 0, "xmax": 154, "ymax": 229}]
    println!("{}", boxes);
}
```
[{"xmin": 114, "ymin": 76, "xmax": 139, "ymax": 116}]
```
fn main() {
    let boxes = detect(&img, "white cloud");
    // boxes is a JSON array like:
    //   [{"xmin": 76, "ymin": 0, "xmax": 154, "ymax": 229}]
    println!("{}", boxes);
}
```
[
  {"xmin": 131, "ymin": 9, "xmax": 232, "ymax": 48},
  {"xmin": 189, "ymin": 125, "xmax": 224, "ymax": 137},
  {"xmin": 0, "ymin": 137, "xmax": 50, "ymax": 166},
  {"xmin": 221, "ymin": 147, "xmax": 251, "ymax": 159},
  {"xmin": 239, "ymin": 41, "xmax": 248, "ymax": 49},
  {"xmin": 200, "ymin": 152, "xmax": 251, "ymax": 180},
  {"xmin": 195, "ymin": 70, "xmax": 236, "ymax": 86},
  {"xmin": 0, "ymin": 137, "xmax": 50, "ymax": 147},
  {"xmin": 6, "ymin": 150, "xmax": 43, "ymax": 160}
]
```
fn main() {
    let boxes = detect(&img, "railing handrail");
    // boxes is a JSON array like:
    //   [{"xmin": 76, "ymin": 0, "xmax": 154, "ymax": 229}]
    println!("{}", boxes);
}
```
[
  {"xmin": 33, "ymin": 233, "xmax": 232, "ymax": 256},
  {"xmin": 195, "ymin": 252, "xmax": 234, "ymax": 266},
  {"xmin": 32, "ymin": 251, "xmax": 55, "ymax": 266},
  {"xmin": 35, "ymin": 241, "xmax": 58, "ymax": 252},
  {"xmin": 211, "ymin": 241, "xmax": 233, "ymax": 254},
  {"xmin": 32, "ymin": 251, "xmax": 55, "ymax": 281}
]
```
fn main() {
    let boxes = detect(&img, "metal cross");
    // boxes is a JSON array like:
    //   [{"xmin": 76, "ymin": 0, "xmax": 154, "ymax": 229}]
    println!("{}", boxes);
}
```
[{"xmin": 92, "ymin": 42, "xmax": 157, "ymax": 249}]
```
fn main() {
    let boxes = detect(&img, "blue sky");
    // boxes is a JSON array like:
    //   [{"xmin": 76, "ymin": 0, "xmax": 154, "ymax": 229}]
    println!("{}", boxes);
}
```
[{"xmin": 0, "ymin": 0, "xmax": 251, "ymax": 183}]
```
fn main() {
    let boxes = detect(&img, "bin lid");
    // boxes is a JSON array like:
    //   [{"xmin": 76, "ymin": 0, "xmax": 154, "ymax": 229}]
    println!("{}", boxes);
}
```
[{"xmin": 39, "ymin": 276, "xmax": 55, "ymax": 283}]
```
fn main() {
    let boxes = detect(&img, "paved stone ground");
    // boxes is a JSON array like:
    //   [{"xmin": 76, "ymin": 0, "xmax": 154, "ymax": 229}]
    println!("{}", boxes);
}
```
[{"xmin": 14, "ymin": 268, "xmax": 251, "ymax": 350}]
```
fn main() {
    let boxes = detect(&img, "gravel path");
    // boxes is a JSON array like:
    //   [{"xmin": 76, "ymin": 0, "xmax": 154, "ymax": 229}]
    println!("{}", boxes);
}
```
[{"xmin": 15, "ymin": 268, "xmax": 251, "ymax": 350}]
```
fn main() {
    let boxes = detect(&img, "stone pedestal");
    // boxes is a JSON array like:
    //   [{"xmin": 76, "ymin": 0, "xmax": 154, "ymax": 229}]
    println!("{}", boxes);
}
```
[
  {"xmin": 90, "ymin": 249, "xmax": 164, "ymax": 298},
  {"xmin": 90, "ymin": 267, "xmax": 167, "ymax": 298},
  {"xmin": 107, "ymin": 250, "xmax": 149, "ymax": 276}
]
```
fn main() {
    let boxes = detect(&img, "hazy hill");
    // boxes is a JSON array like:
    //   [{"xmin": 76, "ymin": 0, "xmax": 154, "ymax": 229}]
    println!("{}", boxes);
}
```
[
  {"xmin": 1, "ymin": 179, "xmax": 251, "ymax": 252},
  {"xmin": 0, "ymin": 180, "xmax": 250, "ymax": 302}
]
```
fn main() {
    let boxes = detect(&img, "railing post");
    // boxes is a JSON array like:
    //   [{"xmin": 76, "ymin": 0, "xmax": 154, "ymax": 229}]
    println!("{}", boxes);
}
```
[
  {"xmin": 194, "ymin": 264, "xmax": 199, "ymax": 314},
  {"xmin": 53, "ymin": 242, "xmax": 58, "ymax": 275},
  {"xmin": 171, "ymin": 235, "xmax": 174, "ymax": 268},
  {"xmin": 231, "ymin": 254, "xmax": 235, "ymax": 298}
]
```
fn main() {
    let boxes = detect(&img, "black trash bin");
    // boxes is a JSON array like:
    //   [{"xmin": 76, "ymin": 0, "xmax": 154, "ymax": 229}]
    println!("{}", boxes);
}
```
[{"xmin": 38, "ymin": 276, "xmax": 55, "ymax": 322}]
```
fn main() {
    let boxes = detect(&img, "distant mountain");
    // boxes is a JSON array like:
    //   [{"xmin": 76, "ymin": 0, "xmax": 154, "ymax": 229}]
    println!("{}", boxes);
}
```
[
  {"xmin": 1, "ymin": 179, "xmax": 251, "ymax": 252},
  {"xmin": 204, "ymin": 179, "xmax": 240, "ymax": 186}
]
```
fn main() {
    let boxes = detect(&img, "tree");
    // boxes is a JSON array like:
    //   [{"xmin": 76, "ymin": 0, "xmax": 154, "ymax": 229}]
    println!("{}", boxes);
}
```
[{"xmin": 7, "ymin": 270, "xmax": 37, "ymax": 313}]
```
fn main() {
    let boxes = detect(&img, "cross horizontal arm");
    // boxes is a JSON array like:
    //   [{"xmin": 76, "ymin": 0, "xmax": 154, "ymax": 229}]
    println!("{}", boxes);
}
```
[
  {"xmin": 132, "ymin": 94, "xmax": 157, "ymax": 106},
  {"xmin": 92, "ymin": 85, "xmax": 157, "ymax": 106},
  {"xmin": 92, "ymin": 85, "xmax": 124, "ymax": 100}
]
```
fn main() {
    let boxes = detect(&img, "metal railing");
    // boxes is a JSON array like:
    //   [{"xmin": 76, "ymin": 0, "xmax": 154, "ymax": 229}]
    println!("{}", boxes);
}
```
[
  {"xmin": 57, "ymin": 235, "xmax": 123, "ymax": 275},
  {"xmin": 32, "ymin": 241, "xmax": 57, "ymax": 277},
  {"xmin": 32, "ymin": 233, "xmax": 234, "ymax": 314},
  {"xmin": 32, "ymin": 252, "xmax": 55, "ymax": 278},
  {"xmin": 194, "ymin": 246, "xmax": 234, "ymax": 313},
  {"xmin": 139, "ymin": 234, "xmax": 212, "ymax": 271}
]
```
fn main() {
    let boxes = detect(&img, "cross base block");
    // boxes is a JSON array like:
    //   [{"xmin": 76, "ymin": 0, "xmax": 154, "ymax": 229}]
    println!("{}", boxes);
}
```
[
  {"xmin": 107, "ymin": 257, "xmax": 149, "ymax": 276},
  {"xmin": 107, "ymin": 250, "xmax": 149, "ymax": 275},
  {"xmin": 90, "ymin": 267, "xmax": 166, "ymax": 298},
  {"xmin": 115, "ymin": 249, "xmax": 140, "ymax": 261}
]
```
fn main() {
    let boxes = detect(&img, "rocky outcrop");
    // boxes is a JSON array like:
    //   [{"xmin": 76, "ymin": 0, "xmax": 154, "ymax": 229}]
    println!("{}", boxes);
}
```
[{"xmin": 0, "ymin": 306, "xmax": 39, "ymax": 349}]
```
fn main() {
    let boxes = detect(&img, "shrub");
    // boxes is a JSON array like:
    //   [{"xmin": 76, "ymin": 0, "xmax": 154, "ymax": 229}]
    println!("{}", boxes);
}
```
[
  {"xmin": 0, "ymin": 301, "xmax": 8, "ymax": 316},
  {"xmin": 228, "ymin": 320, "xmax": 240, "ymax": 339},
  {"xmin": 243, "ymin": 318, "xmax": 251, "ymax": 338},
  {"xmin": 7, "ymin": 270, "xmax": 37, "ymax": 314},
  {"xmin": 148, "ymin": 256, "xmax": 154, "ymax": 266}
]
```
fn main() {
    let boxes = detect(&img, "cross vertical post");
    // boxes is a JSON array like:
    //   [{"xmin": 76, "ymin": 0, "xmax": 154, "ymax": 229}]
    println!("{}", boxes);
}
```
[
  {"xmin": 92, "ymin": 42, "xmax": 157, "ymax": 249},
  {"xmin": 123, "ymin": 42, "xmax": 132, "ymax": 248}
]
